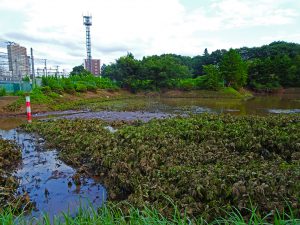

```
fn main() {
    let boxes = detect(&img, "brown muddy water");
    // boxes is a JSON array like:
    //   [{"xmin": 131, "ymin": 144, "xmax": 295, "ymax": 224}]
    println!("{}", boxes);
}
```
[{"xmin": 74, "ymin": 89, "xmax": 300, "ymax": 116}]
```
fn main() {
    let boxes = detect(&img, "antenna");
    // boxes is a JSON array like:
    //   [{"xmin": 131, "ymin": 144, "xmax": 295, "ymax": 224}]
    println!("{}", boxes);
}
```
[{"xmin": 83, "ymin": 14, "xmax": 92, "ymax": 72}]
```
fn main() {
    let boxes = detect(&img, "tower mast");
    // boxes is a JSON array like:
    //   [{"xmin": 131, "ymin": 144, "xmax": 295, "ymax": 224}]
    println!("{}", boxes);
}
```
[{"xmin": 83, "ymin": 15, "xmax": 92, "ymax": 72}]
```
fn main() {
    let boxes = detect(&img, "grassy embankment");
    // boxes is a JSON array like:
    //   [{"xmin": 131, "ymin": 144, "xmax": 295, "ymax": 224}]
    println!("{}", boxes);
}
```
[
  {"xmin": 22, "ymin": 114, "xmax": 300, "ymax": 222},
  {"xmin": 0, "ymin": 203, "xmax": 299, "ymax": 225},
  {"xmin": 1, "ymin": 87, "xmax": 252, "ymax": 115}
]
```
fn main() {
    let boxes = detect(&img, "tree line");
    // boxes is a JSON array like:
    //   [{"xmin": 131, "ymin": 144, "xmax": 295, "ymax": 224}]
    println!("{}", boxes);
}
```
[{"xmin": 98, "ymin": 41, "xmax": 300, "ymax": 92}]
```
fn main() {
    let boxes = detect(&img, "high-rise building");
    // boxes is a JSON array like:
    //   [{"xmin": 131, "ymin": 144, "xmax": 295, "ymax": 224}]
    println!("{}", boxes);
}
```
[
  {"xmin": 7, "ymin": 43, "xmax": 30, "ymax": 79},
  {"xmin": 84, "ymin": 59, "xmax": 101, "ymax": 76}
]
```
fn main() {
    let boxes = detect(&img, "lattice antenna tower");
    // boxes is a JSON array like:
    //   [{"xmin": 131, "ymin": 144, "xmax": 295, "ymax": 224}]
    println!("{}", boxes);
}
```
[{"xmin": 83, "ymin": 14, "xmax": 92, "ymax": 72}]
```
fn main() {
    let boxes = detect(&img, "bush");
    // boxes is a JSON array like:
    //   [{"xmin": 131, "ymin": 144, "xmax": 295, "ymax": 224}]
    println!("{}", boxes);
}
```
[
  {"xmin": 125, "ymin": 79, "xmax": 154, "ymax": 92},
  {"xmin": 47, "ymin": 92, "xmax": 60, "ymax": 98},
  {"xmin": 0, "ymin": 87, "xmax": 6, "ymax": 96},
  {"xmin": 176, "ymin": 78, "xmax": 198, "ymax": 90},
  {"xmin": 48, "ymin": 80, "xmax": 64, "ymax": 94},
  {"xmin": 95, "ymin": 77, "xmax": 118, "ymax": 89},
  {"xmin": 63, "ymin": 80, "xmax": 76, "ymax": 94},
  {"xmin": 41, "ymin": 86, "xmax": 51, "ymax": 94},
  {"xmin": 86, "ymin": 83, "xmax": 97, "ymax": 92},
  {"xmin": 14, "ymin": 90, "xmax": 25, "ymax": 96},
  {"xmin": 41, "ymin": 75, "xmax": 119, "ymax": 94},
  {"xmin": 75, "ymin": 83, "xmax": 87, "ymax": 92},
  {"xmin": 250, "ymin": 80, "xmax": 281, "ymax": 92},
  {"xmin": 22, "ymin": 76, "xmax": 30, "ymax": 82},
  {"xmin": 168, "ymin": 76, "xmax": 209, "ymax": 90}
]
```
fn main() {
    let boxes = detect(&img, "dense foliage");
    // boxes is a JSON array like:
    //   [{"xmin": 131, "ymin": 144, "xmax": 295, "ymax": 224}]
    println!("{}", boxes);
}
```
[
  {"xmin": 23, "ymin": 114, "xmax": 300, "ymax": 221},
  {"xmin": 102, "ymin": 41, "xmax": 300, "ymax": 91},
  {"xmin": 220, "ymin": 49, "xmax": 248, "ymax": 89},
  {"xmin": 0, "ymin": 87, "xmax": 6, "ymax": 97},
  {"xmin": 41, "ymin": 74, "xmax": 118, "ymax": 94}
]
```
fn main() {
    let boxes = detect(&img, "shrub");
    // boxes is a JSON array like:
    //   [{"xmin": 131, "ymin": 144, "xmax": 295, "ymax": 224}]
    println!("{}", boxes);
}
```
[
  {"xmin": 125, "ymin": 79, "xmax": 154, "ymax": 92},
  {"xmin": 63, "ymin": 80, "xmax": 76, "ymax": 94},
  {"xmin": 41, "ymin": 75, "xmax": 119, "ymax": 94},
  {"xmin": 48, "ymin": 80, "xmax": 64, "ymax": 94},
  {"xmin": 47, "ymin": 92, "xmax": 60, "ymax": 98},
  {"xmin": 22, "ymin": 76, "xmax": 30, "ymax": 82},
  {"xmin": 41, "ymin": 86, "xmax": 51, "ymax": 94},
  {"xmin": 86, "ymin": 83, "xmax": 97, "ymax": 92},
  {"xmin": 14, "ymin": 90, "xmax": 25, "ymax": 96},
  {"xmin": 0, "ymin": 87, "xmax": 6, "ymax": 96},
  {"xmin": 95, "ymin": 77, "xmax": 118, "ymax": 89},
  {"xmin": 75, "ymin": 83, "xmax": 87, "ymax": 92}
]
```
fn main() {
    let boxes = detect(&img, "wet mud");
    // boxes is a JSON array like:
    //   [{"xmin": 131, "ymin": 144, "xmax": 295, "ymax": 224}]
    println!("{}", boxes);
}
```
[{"xmin": 58, "ymin": 110, "xmax": 174, "ymax": 122}]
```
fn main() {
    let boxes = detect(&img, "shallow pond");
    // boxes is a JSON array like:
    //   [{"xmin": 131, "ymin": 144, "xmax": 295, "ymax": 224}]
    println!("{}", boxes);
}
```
[
  {"xmin": 0, "ymin": 89, "xmax": 299, "ymax": 218},
  {"xmin": 0, "ymin": 129, "xmax": 107, "ymax": 219},
  {"xmin": 70, "ymin": 89, "xmax": 300, "ymax": 116}
]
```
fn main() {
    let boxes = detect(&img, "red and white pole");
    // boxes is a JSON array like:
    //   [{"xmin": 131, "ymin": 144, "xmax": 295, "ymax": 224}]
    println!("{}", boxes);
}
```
[{"xmin": 26, "ymin": 96, "xmax": 32, "ymax": 123}]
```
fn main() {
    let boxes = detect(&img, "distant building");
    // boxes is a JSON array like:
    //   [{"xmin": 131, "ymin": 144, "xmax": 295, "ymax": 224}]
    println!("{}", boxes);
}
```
[
  {"xmin": 7, "ymin": 43, "xmax": 30, "ymax": 79},
  {"xmin": 84, "ymin": 59, "xmax": 101, "ymax": 76}
]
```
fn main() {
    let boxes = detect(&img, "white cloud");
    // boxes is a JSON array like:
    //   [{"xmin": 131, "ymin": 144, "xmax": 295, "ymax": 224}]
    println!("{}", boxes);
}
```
[{"xmin": 0, "ymin": 0, "xmax": 299, "ymax": 71}]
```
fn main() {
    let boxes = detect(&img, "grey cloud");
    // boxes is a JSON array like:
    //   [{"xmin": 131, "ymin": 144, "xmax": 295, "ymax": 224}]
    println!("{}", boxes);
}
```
[
  {"xmin": 94, "ymin": 45, "xmax": 130, "ymax": 53},
  {"xmin": 4, "ymin": 32, "xmax": 83, "ymax": 50},
  {"xmin": 68, "ymin": 51, "xmax": 84, "ymax": 58}
]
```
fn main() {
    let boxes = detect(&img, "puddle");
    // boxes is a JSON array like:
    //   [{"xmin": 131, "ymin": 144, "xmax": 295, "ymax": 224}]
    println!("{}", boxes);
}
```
[
  {"xmin": 268, "ymin": 109, "xmax": 300, "ymax": 114},
  {"xmin": 0, "ymin": 129, "xmax": 107, "ymax": 219}
]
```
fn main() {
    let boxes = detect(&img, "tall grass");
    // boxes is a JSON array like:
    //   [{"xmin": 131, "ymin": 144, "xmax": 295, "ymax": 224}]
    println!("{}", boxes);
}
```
[{"xmin": 1, "ymin": 204, "xmax": 299, "ymax": 225}]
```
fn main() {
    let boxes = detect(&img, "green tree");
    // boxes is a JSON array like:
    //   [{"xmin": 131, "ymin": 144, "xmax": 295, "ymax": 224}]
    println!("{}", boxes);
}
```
[
  {"xmin": 220, "ymin": 49, "xmax": 248, "ymax": 89},
  {"xmin": 70, "ymin": 65, "xmax": 85, "ymax": 75},
  {"xmin": 140, "ymin": 55, "xmax": 191, "ymax": 88},
  {"xmin": 204, "ymin": 48, "xmax": 209, "ymax": 57},
  {"xmin": 273, "ymin": 55, "xmax": 292, "ymax": 86},
  {"xmin": 203, "ymin": 65, "xmax": 223, "ymax": 90}
]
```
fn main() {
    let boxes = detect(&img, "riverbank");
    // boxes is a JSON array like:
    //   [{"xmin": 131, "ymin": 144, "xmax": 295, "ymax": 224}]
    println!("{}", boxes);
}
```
[
  {"xmin": 0, "ymin": 88, "xmax": 253, "ymax": 117},
  {"xmin": 22, "ymin": 114, "xmax": 300, "ymax": 221}
]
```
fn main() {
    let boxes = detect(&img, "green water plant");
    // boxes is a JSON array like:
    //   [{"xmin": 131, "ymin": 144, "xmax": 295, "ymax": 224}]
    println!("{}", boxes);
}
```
[{"xmin": 22, "ymin": 114, "xmax": 300, "ymax": 221}]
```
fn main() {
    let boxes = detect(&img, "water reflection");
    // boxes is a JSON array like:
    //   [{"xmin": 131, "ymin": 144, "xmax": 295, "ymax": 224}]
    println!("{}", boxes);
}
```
[{"xmin": 0, "ymin": 129, "xmax": 107, "ymax": 219}]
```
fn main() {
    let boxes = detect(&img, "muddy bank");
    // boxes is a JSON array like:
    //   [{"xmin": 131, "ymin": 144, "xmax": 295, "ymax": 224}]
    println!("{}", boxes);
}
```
[
  {"xmin": 0, "ymin": 129, "xmax": 107, "ymax": 218},
  {"xmin": 58, "ymin": 111, "xmax": 174, "ymax": 122}
]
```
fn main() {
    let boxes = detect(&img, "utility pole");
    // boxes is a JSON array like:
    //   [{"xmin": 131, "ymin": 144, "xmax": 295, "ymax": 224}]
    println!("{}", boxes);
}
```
[
  {"xmin": 56, "ymin": 65, "xmax": 59, "ymax": 77},
  {"xmin": 43, "ymin": 59, "xmax": 47, "ymax": 76},
  {"xmin": 30, "ymin": 48, "xmax": 35, "ymax": 87}
]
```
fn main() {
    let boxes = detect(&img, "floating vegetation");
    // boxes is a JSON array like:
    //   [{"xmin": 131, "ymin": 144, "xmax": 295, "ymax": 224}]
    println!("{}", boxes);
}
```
[
  {"xmin": 0, "ymin": 139, "xmax": 23, "ymax": 210},
  {"xmin": 22, "ymin": 114, "xmax": 300, "ymax": 221}
]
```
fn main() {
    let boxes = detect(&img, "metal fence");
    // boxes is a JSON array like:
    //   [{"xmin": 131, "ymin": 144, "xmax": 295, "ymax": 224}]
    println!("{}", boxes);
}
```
[{"xmin": 0, "ymin": 81, "xmax": 32, "ymax": 93}]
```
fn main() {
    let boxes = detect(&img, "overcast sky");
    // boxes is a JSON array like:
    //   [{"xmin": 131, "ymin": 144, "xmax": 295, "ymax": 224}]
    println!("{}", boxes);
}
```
[{"xmin": 0, "ymin": 0, "xmax": 299, "ymax": 71}]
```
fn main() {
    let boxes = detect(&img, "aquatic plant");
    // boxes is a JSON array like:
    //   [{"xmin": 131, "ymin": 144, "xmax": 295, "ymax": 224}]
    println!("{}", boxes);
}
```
[
  {"xmin": 0, "ymin": 139, "xmax": 22, "ymax": 210},
  {"xmin": 22, "ymin": 114, "xmax": 300, "ymax": 221}
]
